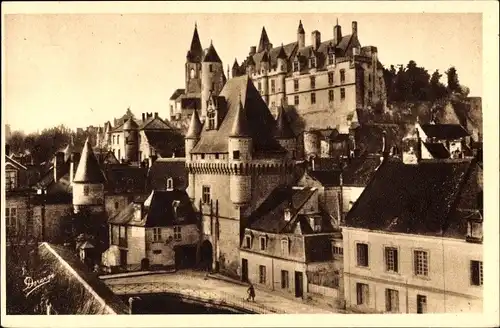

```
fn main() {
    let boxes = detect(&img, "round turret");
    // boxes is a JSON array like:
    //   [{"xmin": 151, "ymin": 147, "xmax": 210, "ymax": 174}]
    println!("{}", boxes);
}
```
[
  {"xmin": 123, "ymin": 118, "xmax": 139, "ymax": 163},
  {"xmin": 201, "ymin": 41, "xmax": 224, "ymax": 120}
]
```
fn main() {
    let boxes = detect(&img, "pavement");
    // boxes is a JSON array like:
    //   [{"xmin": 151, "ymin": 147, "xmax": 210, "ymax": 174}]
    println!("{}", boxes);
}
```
[{"xmin": 102, "ymin": 270, "xmax": 340, "ymax": 314}]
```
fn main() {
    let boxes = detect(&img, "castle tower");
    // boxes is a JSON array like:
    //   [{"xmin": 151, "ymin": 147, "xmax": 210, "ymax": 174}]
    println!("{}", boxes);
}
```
[
  {"xmin": 72, "ymin": 139, "xmax": 106, "ymax": 214},
  {"xmin": 123, "ymin": 118, "xmax": 139, "ymax": 163},
  {"xmin": 333, "ymin": 18, "xmax": 342, "ymax": 46},
  {"xmin": 232, "ymin": 58, "xmax": 240, "ymax": 78},
  {"xmin": 229, "ymin": 95, "xmax": 253, "ymax": 206},
  {"xmin": 297, "ymin": 20, "xmax": 305, "ymax": 49},
  {"xmin": 185, "ymin": 109, "xmax": 202, "ymax": 201},
  {"xmin": 201, "ymin": 41, "xmax": 224, "ymax": 120},
  {"xmin": 276, "ymin": 44, "xmax": 288, "ymax": 105},
  {"xmin": 185, "ymin": 23, "xmax": 203, "ymax": 94},
  {"xmin": 274, "ymin": 105, "xmax": 297, "ymax": 159}
]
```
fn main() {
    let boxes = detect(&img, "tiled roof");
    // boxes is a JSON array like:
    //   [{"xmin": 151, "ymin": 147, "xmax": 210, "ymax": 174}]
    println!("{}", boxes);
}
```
[
  {"xmin": 104, "ymin": 165, "xmax": 148, "ymax": 194},
  {"xmin": 191, "ymin": 75, "xmax": 285, "ymax": 154},
  {"xmin": 143, "ymin": 130, "xmax": 185, "ymax": 158},
  {"xmin": 5, "ymin": 155, "xmax": 27, "ymax": 171},
  {"xmin": 420, "ymin": 123, "xmax": 469, "ymax": 140},
  {"xmin": 170, "ymin": 88, "xmax": 186, "ymax": 101},
  {"xmin": 423, "ymin": 142, "xmax": 450, "ymax": 159},
  {"xmin": 147, "ymin": 158, "xmax": 188, "ymax": 192},
  {"xmin": 274, "ymin": 106, "xmax": 295, "ymax": 139},
  {"xmin": 36, "ymin": 243, "xmax": 129, "ymax": 314},
  {"xmin": 345, "ymin": 158, "xmax": 475, "ymax": 238},
  {"xmin": 73, "ymin": 140, "xmax": 106, "ymax": 184}
]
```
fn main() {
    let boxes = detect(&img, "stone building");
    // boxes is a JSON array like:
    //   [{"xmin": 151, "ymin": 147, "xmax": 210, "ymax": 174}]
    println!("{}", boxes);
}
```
[
  {"xmin": 342, "ymin": 149, "xmax": 483, "ymax": 313},
  {"xmin": 103, "ymin": 189, "xmax": 199, "ymax": 272},
  {"xmin": 239, "ymin": 186, "xmax": 343, "ymax": 302},
  {"xmin": 233, "ymin": 20, "xmax": 387, "ymax": 134},
  {"xmin": 185, "ymin": 75, "xmax": 297, "ymax": 278}
]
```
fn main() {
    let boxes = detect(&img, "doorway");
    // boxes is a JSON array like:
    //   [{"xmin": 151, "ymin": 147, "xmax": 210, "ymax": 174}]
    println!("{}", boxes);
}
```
[
  {"xmin": 200, "ymin": 240, "xmax": 213, "ymax": 271},
  {"xmin": 120, "ymin": 250, "xmax": 128, "ymax": 268},
  {"xmin": 241, "ymin": 259, "xmax": 248, "ymax": 282},
  {"xmin": 294, "ymin": 271, "xmax": 303, "ymax": 298}
]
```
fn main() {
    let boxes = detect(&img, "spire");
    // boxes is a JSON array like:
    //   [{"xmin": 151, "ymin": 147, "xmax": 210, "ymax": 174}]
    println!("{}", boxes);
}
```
[
  {"xmin": 186, "ymin": 108, "xmax": 202, "ymax": 139},
  {"xmin": 274, "ymin": 106, "xmax": 295, "ymax": 139},
  {"xmin": 230, "ymin": 94, "xmax": 251, "ymax": 138},
  {"xmin": 187, "ymin": 23, "xmax": 203, "ymax": 63},
  {"xmin": 257, "ymin": 26, "xmax": 271, "ymax": 53},
  {"xmin": 202, "ymin": 41, "xmax": 222, "ymax": 63},
  {"xmin": 73, "ymin": 138, "xmax": 106, "ymax": 184},
  {"xmin": 232, "ymin": 58, "xmax": 239, "ymax": 68},
  {"xmin": 336, "ymin": 17, "xmax": 339, "ymax": 26},
  {"xmin": 277, "ymin": 43, "xmax": 287, "ymax": 60},
  {"xmin": 298, "ymin": 20, "xmax": 305, "ymax": 34}
]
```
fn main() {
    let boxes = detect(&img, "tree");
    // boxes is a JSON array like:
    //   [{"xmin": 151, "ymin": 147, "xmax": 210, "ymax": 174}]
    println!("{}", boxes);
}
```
[
  {"xmin": 429, "ymin": 70, "xmax": 448, "ymax": 101},
  {"xmin": 446, "ymin": 66, "xmax": 461, "ymax": 94}
]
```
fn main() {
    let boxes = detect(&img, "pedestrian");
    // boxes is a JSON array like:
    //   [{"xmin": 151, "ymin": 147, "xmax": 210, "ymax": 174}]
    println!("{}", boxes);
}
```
[{"xmin": 247, "ymin": 283, "xmax": 255, "ymax": 302}]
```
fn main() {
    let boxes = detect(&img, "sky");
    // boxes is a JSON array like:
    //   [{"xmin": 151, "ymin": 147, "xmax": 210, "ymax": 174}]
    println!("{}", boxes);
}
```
[{"xmin": 3, "ymin": 12, "xmax": 482, "ymax": 133}]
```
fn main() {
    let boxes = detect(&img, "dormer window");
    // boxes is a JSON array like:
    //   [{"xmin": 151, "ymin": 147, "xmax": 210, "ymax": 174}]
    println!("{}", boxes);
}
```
[
  {"xmin": 293, "ymin": 61, "xmax": 299, "ymax": 72},
  {"xmin": 207, "ymin": 110, "xmax": 216, "ymax": 130},
  {"xmin": 309, "ymin": 57, "xmax": 316, "ymax": 68},
  {"xmin": 284, "ymin": 209, "xmax": 291, "ymax": 221},
  {"xmin": 328, "ymin": 53, "xmax": 334, "ymax": 65},
  {"xmin": 172, "ymin": 200, "xmax": 180, "ymax": 217},
  {"xmin": 244, "ymin": 235, "xmax": 252, "ymax": 248},
  {"xmin": 467, "ymin": 218, "xmax": 483, "ymax": 243},
  {"xmin": 166, "ymin": 177, "xmax": 174, "ymax": 191},
  {"xmin": 83, "ymin": 185, "xmax": 90, "ymax": 196},
  {"xmin": 309, "ymin": 216, "xmax": 322, "ymax": 232},
  {"xmin": 259, "ymin": 236, "xmax": 267, "ymax": 251}
]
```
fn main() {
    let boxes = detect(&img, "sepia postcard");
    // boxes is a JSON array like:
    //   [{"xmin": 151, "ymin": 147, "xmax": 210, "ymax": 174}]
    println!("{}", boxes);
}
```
[{"xmin": 1, "ymin": 1, "xmax": 499, "ymax": 327}]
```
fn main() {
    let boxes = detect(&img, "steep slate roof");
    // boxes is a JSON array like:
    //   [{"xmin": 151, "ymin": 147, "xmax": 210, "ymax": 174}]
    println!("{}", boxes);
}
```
[
  {"xmin": 191, "ymin": 75, "xmax": 285, "ymax": 154},
  {"xmin": 305, "ymin": 170, "xmax": 341, "ymax": 187},
  {"xmin": 139, "ymin": 116, "xmax": 174, "ymax": 130},
  {"xmin": 202, "ymin": 42, "xmax": 222, "ymax": 63},
  {"xmin": 170, "ymin": 89, "xmax": 186, "ymax": 101},
  {"xmin": 230, "ymin": 99, "xmax": 251, "ymax": 137},
  {"xmin": 355, "ymin": 124, "xmax": 405, "ymax": 155},
  {"xmin": 297, "ymin": 20, "xmax": 305, "ymax": 34},
  {"xmin": 185, "ymin": 108, "xmax": 203, "ymax": 139},
  {"xmin": 186, "ymin": 24, "xmax": 203, "ymax": 63},
  {"xmin": 36, "ymin": 243, "xmax": 129, "ymax": 314},
  {"xmin": 109, "ymin": 190, "xmax": 197, "ymax": 227},
  {"xmin": 123, "ymin": 118, "xmax": 139, "ymax": 130},
  {"xmin": 147, "ymin": 158, "xmax": 187, "ymax": 192},
  {"xmin": 73, "ymin": 139, "xmax": 106, "ymax": 184},
  {"xmin": 423, "ymin": 142, "xmax": 450, "ymax": 159},
  {"xmin": 274, "ymin": 106, "xmax": 295, "ymax": 139},
  {"xmin": 248, "ymin": 186, "xmax": 335, "ymax": 234},
  {"xmin": 104, "ymin": 165, "xmax": 148, "ymax": 194},
  {"xmin": 341, "ymin": 155, "xmax": 382, "ymax": 186},
  {"xmin": 257, "ymin": 27, "xmax": 271, "ymax": 53},
  {"xmin": 345, "ymin": 158, "xmax": 475, "ymax": 238},
  {"xmin": 420, "ymin": 123, "xmax": 469, "ymax": 140},
  {"xmin": 143, "ymin": 130, "xmax": 185, "ymax": 158}
]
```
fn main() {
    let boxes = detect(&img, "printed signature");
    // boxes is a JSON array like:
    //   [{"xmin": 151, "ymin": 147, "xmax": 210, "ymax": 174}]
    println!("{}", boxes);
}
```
[{"xmin": 23, "ymin": 273, "xmax": 56, "ymax": 297}]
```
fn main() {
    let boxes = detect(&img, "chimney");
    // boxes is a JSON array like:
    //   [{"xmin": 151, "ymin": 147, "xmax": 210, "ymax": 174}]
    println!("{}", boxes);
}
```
[
  {"xmin": 154, "ymin": 112, "xmax": 158, "ymax": 118},
  {"xmin": 352, "ymin": 21, "xmax": 358, "ymax": 36},
  {"xmin": 334, "ymin": 23, "xmax": 342, "ymax": 46},
  {"xmin": 142, "ymin": 113, "xmax": 145, "ymax": 122},
  {"xmin": 6, "ymin": 144, "xmax": 11, "ymax": 157},
  {"xmin": 54, "ymin": 152, "xmax": 65, "ymax": 182},
  {"xmin": 70, "ymin": 152, "xmax": 81, "ymax": 184},
  {"xmin": 249, "ymin": 46, "xmax": 256, "ymax": 56},
  {"xmin": 311, "ymin": 30, "xmax": 321, "ymax": 50}
]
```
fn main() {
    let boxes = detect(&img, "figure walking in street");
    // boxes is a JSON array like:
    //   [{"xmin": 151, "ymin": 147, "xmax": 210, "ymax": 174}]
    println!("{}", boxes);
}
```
[{"xmin": 247, "ymin": 283, "xmax": 255, "ymax": 302}]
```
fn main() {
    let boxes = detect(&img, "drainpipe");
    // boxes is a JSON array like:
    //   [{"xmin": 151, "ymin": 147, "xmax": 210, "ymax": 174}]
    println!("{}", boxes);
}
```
[
  {"xmin": 271, "ymin": 257, "xmax": 275, "ymax": 291},
  {"xmin": 405, "ymin": 279, "xmax": 409, "ymax": 313},
  {"xmin": 41, "ymin": 189, "xmax": 46, "ymax": 241}
]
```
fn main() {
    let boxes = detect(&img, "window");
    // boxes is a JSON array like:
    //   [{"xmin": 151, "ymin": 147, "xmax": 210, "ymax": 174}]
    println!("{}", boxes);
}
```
[
  {"xmin": 328, "ymin": 90, "xmax": 334, "ymax": 102},
  {"xmin": 244, "ymin": 235, "xmax": 251, "ymax": 248},
  {"xmin": 233, "ymin": 150, "xmax": 240, "ymax": 160},
  {"xmin": 207, "ymin": 110, "xmax": 216, "ymax": 130},
  {"xmin": 294, "ymin": 79, "xmax": 299, "ymax": 91},
  {"xmin": 153, "ymin": 227, "xmax": 162, "ymax": 242},
  {"xmin": 202, "ymin": 186, "xmax": 211, "ymax": 204},
  {"xmin": 311, "ymin": 93, "xmax": 316, "ymax": 105},
  {"xmin": 83, "ymin": 185, "xmax": 90, "ymax": 196},
  {"xmin": 368, "ymin": 74, "xmax": 372, "ymax": 82},
  {"xmin": 467, "ymin": 220, "xmax": 483, "ymax": 241},
  {"xmin": 200, "ymin": 153, "xmax": 205, "ymax": 160},
  {"xmin": 385, "ymin": 289, "xmax": 399, "ymax": 313},
  {"xmin": 356, "ymin": 283, "xmax": 369, "ymax": 305},
  {"xmin": 6, "ymin": 170, "xmax": 17, "ymax": 190},
  {"xmin": 385, "ymin": 247, "xmax": 399, "ymax": 272},
  {"xmin": 259, "ymin": 236, "xmax": 267, "ymax": 251},
  {"xmin": 190, "ymin": 68, "xmax": 195, "ymax": 79},
  {"xmin": 259, "ymin": 265, "xmax": 266, "ymax": 284},
  {"xmin": 414, "ymin": 250, "xmax": 429, "ymax": 276},
  {"xmin": 6, "ymin": 207, "xmax": 18, "ymax": 232},
  {"xmin": 368, "ymin": 91, "xmax": 373, "ymax": 103},
  {"xmin": 114, "ymin": 201, "xmax": 119, "ymax": 210},
  {"xmin": 281, "ymin": 270, "xmax": 289, "ymax": 289},
  {"xmin": 215, "ymin": 153, "xmax": 219, "ymax": 159},
  {"xmin": 333, "ymin": 245, "xmax": 343, "ymax": 256},
  {"xmin": 340, "ymin": 69, "xmax": 346, "ymax": 83},
  {"xmin": 113, "ymin": 135, "xmax": 115, "ymax": 144},
  {"xmin": 117, "ymin": 135, "xmax": 120, "ymax": 143},
  {"xmin": 212, "ymin": 82, "xmax": 215, "ymax": 91},
  {"xmin": 309, "ymin": 57, "xmax": 316, "ymax": 68},
  {"xmin": 209, "ymin": 64, "xmax": 213, "ymax": 72},
  {"xmin": 166, "ymin": 177, "xmax": 174, "ymax": 190},
  {"xmin": 340, "ymin": 88, "xmax": 346, "ymax": 100},
  {"xmin": 293, "ymin": 61, "xmax": 299, "ymax": 72},
  {"xmin": 470, "ymin": 260, "xmax": 483, "ymax": 286},
  {"xmin": 417, "ymin": 295, "xmax": 427, "ymax": 314},
  {"xmin": 310, "ymin": 76, "xmax": 316, "ymax": 89},
  {"xmin": 356, "ymin": 243, "xmax": 369, "ymax": 267},
  {"xmin": 271, "ymin": 79, "xmax": 275, "ymax": 93},
  {"xmin": 294, "ymin": 95, "xmax": 299, "ymax": 106},
  {"xmin": 328, "ymin": 72, "xmax": 334, "ymax": 85},
  {"xmin": 258, "ymin": 82, "xmax": 262, "ymax": 92},
  {"xmin": 328, "ymin": 53, "xmax": 334, "ymax": 65},
  {"xmin": 153, "ymin": 250, "xmax": 162, "ymax": 255},
  {"xmin": 281, "ymin": 239, "xmax": 289, "ymax": 255},
  {"xmin": 119, "ymin": 225, "xmax": 127, "ymax": 247},
  {"xmin": 174, "ymin": 226, "xmax": 182, "ymax": 241},
  {"xmin": 118, "ymin": 149, "xmax": 121, "ymax": 160}
]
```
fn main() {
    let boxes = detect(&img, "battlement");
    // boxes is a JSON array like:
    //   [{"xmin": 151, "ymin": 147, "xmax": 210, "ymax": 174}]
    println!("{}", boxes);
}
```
[
  {"xmin": 251, "ymin": 67, "xmax": 287, "ymax": 78},
  {"xmin": 186, "ymin": 161, "xmax": 294, "ymax": 175}
]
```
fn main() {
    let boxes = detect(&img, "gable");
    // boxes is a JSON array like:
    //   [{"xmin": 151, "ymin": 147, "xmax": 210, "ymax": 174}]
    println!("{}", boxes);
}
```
[{"xmin": 141, "ymin": 118, "xmax": 172, "ymax": 131}]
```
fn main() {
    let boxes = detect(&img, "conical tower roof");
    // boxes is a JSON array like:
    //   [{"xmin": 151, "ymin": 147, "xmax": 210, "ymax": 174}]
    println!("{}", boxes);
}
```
[
  {"xmin": 275, "ymin": 106, "xmax": 295, "ymax": 139},
  {"xmin": 277, "ymin": 43, "xmax": 287, "ymax": 60},
  {"xmin": 297, "ymin": 20, "xmax": 305, "ymax": 34},
  {"xmin": 202, "ymin": 41, "xmax": 222, "ymax": 63},
  {"xmin": 257, "ymin": 26, "xmax": 271, "ymax": 53},
  {"xmin": 62, "ymin": 135, "xmax": 76, "ymax": 161},
  {"xmin": 187, "ymin": 23, "xmax": 203, "ymax": 62},
  {"xmin": 186, "ymin": 109, "xmax": 202, "ymax": 139},
  {"xmin": 232, "ymin": 58, "xmax": 239, "ymax": 69},
  {"xmin": 230, "ymin": 95, "xmax": 251, "ymax": 138},
  {"xmin": 123, "ymin": 117, "xmax": 138, "ymax": 130},
  {"xmin": 73, "ymin": 139, "xmax": 106, "ymax": 184}
]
